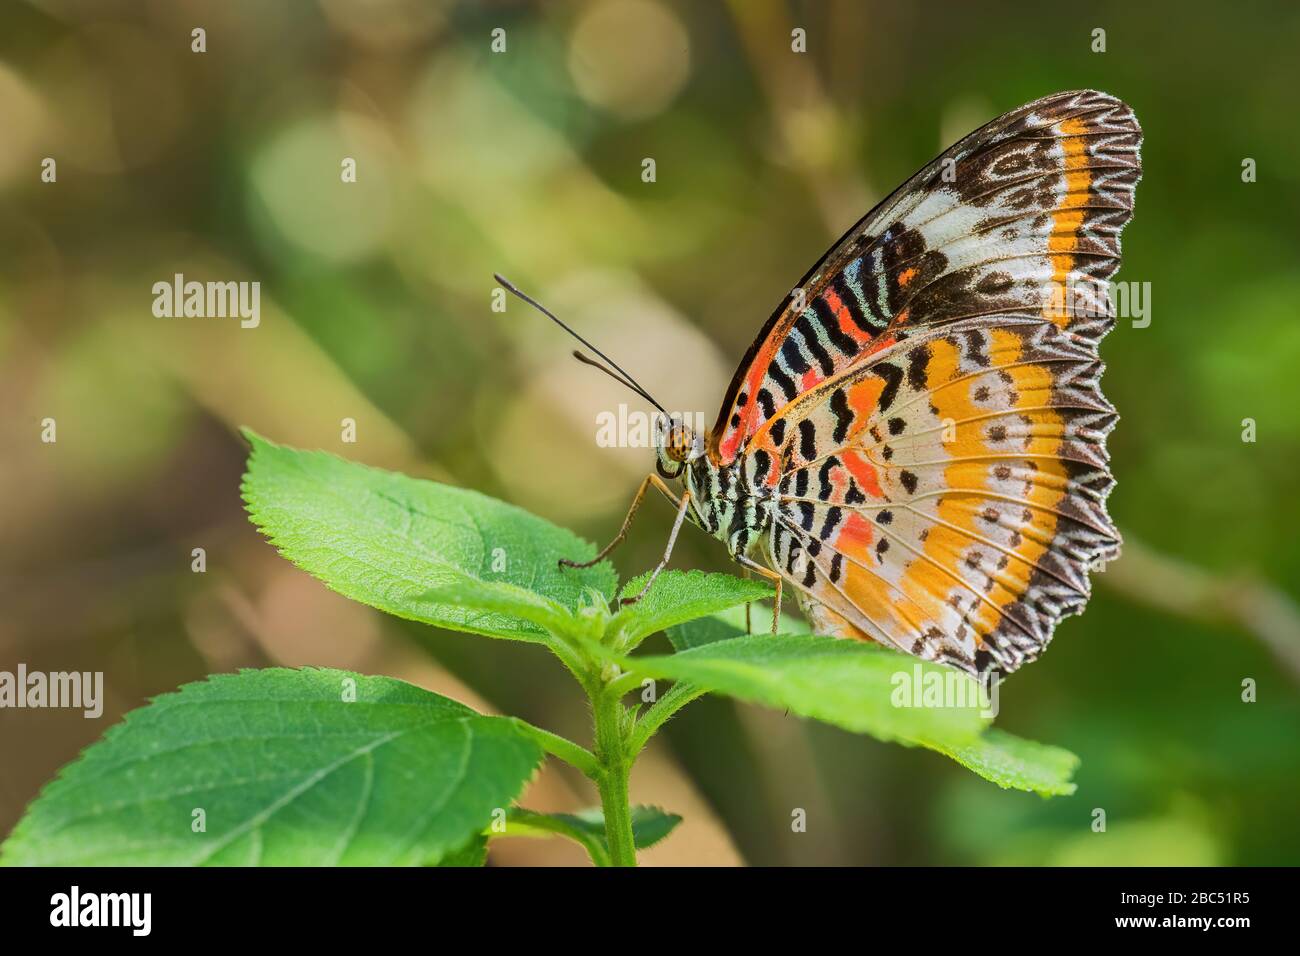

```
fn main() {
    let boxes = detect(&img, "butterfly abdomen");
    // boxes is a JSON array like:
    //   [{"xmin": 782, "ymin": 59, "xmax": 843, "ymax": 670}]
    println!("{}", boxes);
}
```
[{"xmin": 686, "ymin": 454, "xmax": 777, "ymax": 561}]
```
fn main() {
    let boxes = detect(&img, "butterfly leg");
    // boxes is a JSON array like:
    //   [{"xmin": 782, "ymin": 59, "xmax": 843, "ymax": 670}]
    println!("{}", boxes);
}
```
[
  {"xmin": 742, "ymin": 566, "xmax": 753, "ymax": 635},
  {"xmin": 736, "ymin": 555, "xmax": 783, "ymax": 635},
  {"xmin": 619, "ymin": 489, "xmax": 692, "ymax": 606},
  {"xmin": 559, "ymin": 473, "xmax": 679, "ymax": 570}
]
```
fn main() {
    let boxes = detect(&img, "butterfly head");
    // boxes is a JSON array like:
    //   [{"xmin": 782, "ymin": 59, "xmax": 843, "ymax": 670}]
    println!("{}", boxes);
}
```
[
  {"xmin": 492, "ymin": 274, "xmax": 701, "ymax": 478},
  {"xmin": 655, "ymin": 415, "xmax": 704, "ymax": 480}
]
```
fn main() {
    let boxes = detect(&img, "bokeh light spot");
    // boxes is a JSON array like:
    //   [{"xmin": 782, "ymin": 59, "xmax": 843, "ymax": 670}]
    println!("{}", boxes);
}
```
[
  {"xmin": 567, "ymin": 0, "xmax": 691, "ymax": 121},
  {"xmin": 249, "ymin": 113, "xmax": 396, "ymax": 264}
]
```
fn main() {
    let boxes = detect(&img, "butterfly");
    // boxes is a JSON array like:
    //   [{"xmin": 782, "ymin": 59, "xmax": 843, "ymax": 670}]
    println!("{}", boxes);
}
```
[{"xmin": 501, "ymin": 89, "xmax": 1141, "ymax": 679}]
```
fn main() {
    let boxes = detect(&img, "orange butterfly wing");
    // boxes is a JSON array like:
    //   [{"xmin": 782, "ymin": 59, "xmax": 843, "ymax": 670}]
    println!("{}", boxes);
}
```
[
  {"xmin": 723, "ymin": 90, "xmax": 1140, "ymax": 676},
  {"xmin": 710, "ymin": 90, "xmax": 1140, "ymax": 470}
]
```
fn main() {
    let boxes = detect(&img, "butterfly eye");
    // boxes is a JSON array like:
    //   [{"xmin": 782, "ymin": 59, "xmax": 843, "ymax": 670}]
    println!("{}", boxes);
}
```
[{"xmin": 662, "ymin": 425, "xmax": 693, "ymax": 463}]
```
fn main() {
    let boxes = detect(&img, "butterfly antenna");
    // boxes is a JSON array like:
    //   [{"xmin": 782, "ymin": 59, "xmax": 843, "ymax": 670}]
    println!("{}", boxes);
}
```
[
  {"xmin": 569, "ymin": 350, "xmax": 659, "ymax": 408},
  {"xmin": 494, "ymin": 273, "xmax": 669, "ymax": 416}
]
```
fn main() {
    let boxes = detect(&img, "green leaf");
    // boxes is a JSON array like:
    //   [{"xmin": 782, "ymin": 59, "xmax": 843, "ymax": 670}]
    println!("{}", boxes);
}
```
[
  {"xmin": 625, "ymin": 633, "xmax": 986, "ymax": 746},
  {"xmin": 419, "ymin": 577, "xmax": 578, "ymax": 636},
  {"xmin": 626, "ymin": 634, "xmax": 1079, "ymax": 796},
  {"xmin": 552, "ymin": 805, "xmax": 682, "ymax": 850},
  {"xmin": 610, "ymin": 570, "xmax": 773, "ymax": 648},
  {"xmin": 628, "ymin": 805, "xmax": 683, "ymax": 848},
  {"xmin": 665, "ymin": 603, "xmax": 809, "ymax": 651},
  {"xmin": 936, "ymin": 729, "xmax": 1080, "ymax": 796},
  {"xmin": 500, "ymin": 806, "xmax": 681, "ymax": 865},
  {"xmin": 240, "ymin": 430, "xmax": 617, "ymax": 642},
  {"xmin": 667, "ymin": 613, "xmax": 742, "ymax": 651},
  {"xmin": 0, "ymin": 668, "xmax": 543, "ymax": 866},
  {"xmin": 436, "ymin": 834, "xmax": 488, "ymax": 867}
]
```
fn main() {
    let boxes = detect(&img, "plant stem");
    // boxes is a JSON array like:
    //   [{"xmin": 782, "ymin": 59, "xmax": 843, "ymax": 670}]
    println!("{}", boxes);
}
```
[
  {"xmin": 509, "ymin": 718, "xmax": 600, "ymax": 778},
  {"xmin": 592, "ymin": 689, "xmax": 637, "ymax": 867},
  {"xmin": 545, "ymin": 633, "xmax": 599, "ymax": 695},
  {"xmin": 627, "ymin": 680, "xmax": 707, "ymax": 757},
  {"xmin": 502, "ymin": 809, "xmax": 612, "ymax": 867}
]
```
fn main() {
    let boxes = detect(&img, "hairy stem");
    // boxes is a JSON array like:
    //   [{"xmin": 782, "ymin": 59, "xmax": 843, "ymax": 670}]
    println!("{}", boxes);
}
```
[
  {"xmin": 503, "ymin": 809, "xmax": 611, "ymax": 867},
  {"xmin": 545, "ymin": 633, "xmax": 600, "ymax": 697},
  {"xmin": 509, "ymin": 718, "xmax": 600, "ymax": 778},
  {"xmin": 592, "ymin": 689, "xmax": 637, "ymax": 867},
  {"xmin": 628, "ymin": 680, "xmax": 707, "ymax": 757}
]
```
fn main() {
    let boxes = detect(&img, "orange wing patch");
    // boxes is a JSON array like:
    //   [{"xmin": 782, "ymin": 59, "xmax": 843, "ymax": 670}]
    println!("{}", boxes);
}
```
[
  {"xmin": 1043, "ymin": 116, "xmax": 1097, "ymax": 328},
  {"xmin": 906, "ymin": 329, "xmax": 1065, "ymax": 646}
]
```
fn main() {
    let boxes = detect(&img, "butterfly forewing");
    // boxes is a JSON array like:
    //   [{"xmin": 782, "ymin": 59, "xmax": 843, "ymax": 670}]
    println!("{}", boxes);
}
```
[
  {"xmin": 711, "ymin": 89, "xmax": 1141, "ymax": 467},
  {"xmin": 716, "ymin": 90, "xmax": 1140, "ymax": 677}
]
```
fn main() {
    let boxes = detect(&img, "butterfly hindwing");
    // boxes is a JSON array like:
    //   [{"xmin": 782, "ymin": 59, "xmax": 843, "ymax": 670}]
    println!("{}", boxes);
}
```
[
  {"xmin": 711, "ymin": 89, "xmax": 1141, "ymax": 471},
  {"xmin": 751, "ymin": 316, "xmax": 1121, "ymax": 676}
]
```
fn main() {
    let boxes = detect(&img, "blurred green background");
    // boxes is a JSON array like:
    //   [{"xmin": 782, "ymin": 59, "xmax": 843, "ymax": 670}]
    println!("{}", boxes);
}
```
[{"xmin": 2, "ymin": 0, "xmax": 1298, "ymax": 866}]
